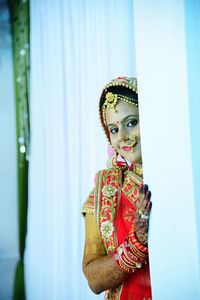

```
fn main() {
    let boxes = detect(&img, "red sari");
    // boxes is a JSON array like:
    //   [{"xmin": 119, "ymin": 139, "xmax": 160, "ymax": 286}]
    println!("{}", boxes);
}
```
[{"xmin": 82, "ymin": 167, "xmax": 152, "ymax": 300}]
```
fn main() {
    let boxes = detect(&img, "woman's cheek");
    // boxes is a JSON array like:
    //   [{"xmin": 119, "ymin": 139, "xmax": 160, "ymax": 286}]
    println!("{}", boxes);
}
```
[
  {"xmin": 130, "ymin": 127, "xmax": 140, "ymax": 138},
  {"xmin": 110, "ymin": 141, "xmax": 116, "ymax": 151},
  {"xmin": 135, "ymin": 125, "xmax": 141, "ymax": 135}
]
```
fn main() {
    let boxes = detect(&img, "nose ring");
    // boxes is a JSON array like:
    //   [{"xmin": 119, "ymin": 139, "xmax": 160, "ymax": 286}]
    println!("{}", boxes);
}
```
[{"xmin": 130, "ymin": 135, "xmax": 137, "ymax": 145}]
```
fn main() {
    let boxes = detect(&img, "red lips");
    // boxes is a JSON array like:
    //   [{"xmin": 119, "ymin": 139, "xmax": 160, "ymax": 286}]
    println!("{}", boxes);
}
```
[{"xmin": 122, "ymin": 146, "xmax": 132, "ymax": 152}]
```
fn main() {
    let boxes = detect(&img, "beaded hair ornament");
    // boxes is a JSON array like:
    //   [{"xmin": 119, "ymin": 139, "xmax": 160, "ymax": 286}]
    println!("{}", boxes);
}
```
[{"xmin": 99, "ymin": 77, "xmax": 138, "ymax": 142}]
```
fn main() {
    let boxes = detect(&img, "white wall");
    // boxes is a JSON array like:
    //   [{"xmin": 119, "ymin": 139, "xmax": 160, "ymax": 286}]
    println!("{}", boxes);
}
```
[
  {"xmin": 134, "ymin": 1, "xmax": 200, "ymax": 299},
  {"xmin": 0, "ymin": 1, "xmax": 18, "ymax": 299}
]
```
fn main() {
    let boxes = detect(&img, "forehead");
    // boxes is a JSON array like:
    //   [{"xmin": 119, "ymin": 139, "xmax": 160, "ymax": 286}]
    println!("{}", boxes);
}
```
[{"xmin": 105, "ymin": 100, "xmax": 139, "ymax": 125}]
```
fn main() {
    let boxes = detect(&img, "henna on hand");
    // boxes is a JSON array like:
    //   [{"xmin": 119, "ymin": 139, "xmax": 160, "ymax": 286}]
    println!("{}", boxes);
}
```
[
  {"xmin": 83, "ymin": 253, "xmax": 129, "ymax": 294},
  {"xmin": 134, "ymin": 184, "xmax": 152, "ymax": 245},
  {"xmin": 82, "ymin": 214, "xmax": 129, "ymax": 294}
]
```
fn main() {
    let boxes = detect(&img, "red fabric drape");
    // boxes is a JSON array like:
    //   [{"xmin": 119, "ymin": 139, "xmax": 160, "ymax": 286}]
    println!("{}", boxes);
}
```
[{"xmin": 115, "ymin": 192, "xmax": 152, "ymax": 300}]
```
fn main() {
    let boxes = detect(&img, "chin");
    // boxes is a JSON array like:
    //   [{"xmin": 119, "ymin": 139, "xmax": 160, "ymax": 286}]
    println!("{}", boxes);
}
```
[
  {"xmin": 124, "ymin": 155, "xmax": 137, "ymax": 164},
  {"xmin": 128, "ymin": 155, "xmax": 142, "ymax": 164}
]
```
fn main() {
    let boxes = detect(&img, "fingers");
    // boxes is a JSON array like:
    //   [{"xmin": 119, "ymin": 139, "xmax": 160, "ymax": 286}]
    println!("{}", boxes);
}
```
[
  {"xmin": 134, "ymin": 184, "xmax": 152, "ymax": 245},
  {"xmin": 139, "ymin": 184, "xmax": 149, "ymax": 196},
  {"xmin": 143, "ymin": 184, "xmax": 148, "ymax": 194},
  {"xmin": 138, "ymin": 185, "xmax": 151, "ymax": 212},
  {"xmin": 135, "ymin": 184, "xmax": 152, "ymax": 226},
  {"xmin": 146, "ymin": 191, "xmax": 151, "ymax": 200},
  {"xmin": 146, "ymin": 198, "xmax": 152, "ymax": 210},
  {"xmin": 139, "ymin": 185, "xmax": 152, "ymax": 203},
  {"xmin": 138, "ymin": 185, "xmax": 147, "ymax": 206}
]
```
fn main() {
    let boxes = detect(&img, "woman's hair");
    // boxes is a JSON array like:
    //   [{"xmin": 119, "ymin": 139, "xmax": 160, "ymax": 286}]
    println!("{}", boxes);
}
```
[{"xmin": 99, "ymin": 77, "xmax": 138, "ymax": 141}]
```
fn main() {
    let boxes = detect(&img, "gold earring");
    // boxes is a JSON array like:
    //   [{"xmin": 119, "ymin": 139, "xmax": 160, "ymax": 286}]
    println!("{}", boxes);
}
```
[{"xmin": 107, "ymin": 144, "xmax": 118, "ymax": 168}]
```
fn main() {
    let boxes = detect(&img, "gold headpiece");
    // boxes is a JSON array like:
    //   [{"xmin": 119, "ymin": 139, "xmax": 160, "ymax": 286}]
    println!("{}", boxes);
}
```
[
  {"xmin": 104, "ymin": 92, "xmax": 118, "ymax": 111},
  {"xmin": 102, "ymin": 92, "xmax": 138, "ymax": 125},
  {"xmin": 104, "ymin": 77, "xmax": 138, "ymax": 94}
]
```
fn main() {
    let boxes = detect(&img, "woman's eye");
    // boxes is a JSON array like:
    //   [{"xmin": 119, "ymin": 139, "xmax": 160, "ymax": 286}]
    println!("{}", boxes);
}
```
[
  {"xmin": 110, "ymin": 127, "xmax": 118, "ymax": 134},
  {"xmin": 127, "ymin": 119, "xmax": 138, "ymax": 127}
]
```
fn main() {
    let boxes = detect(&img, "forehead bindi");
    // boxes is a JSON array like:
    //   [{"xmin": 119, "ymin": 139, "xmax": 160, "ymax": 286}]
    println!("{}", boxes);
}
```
[{"xmin": 105, "ymin": 101, "xmax": 139, "ymax": 125}]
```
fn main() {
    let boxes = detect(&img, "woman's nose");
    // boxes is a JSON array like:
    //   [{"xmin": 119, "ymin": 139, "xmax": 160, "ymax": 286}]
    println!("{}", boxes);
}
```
[{"xmin": 118, "ymin": 127, "xmax": 128, "ymax": 142}]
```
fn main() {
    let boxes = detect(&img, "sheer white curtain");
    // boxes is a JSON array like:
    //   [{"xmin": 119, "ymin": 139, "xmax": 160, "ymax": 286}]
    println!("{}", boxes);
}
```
[{"xmin": 25, "ymin": 0, "xmax": 136, "ymax": 299}]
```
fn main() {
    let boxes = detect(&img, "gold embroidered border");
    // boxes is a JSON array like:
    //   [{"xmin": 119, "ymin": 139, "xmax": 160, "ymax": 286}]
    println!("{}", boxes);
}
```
[
  {"xmin": 122, "ymin": 172, "xmax": 143, "ymax": 207},
  {"xmin": 94, "ymin": 168, "xmax": 122, "ymax": 254}
]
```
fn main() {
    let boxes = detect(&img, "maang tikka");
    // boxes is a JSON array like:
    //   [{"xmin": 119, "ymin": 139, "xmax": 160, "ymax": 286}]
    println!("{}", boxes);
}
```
[{"xmin": 102, "ymin": 92, "xmax": 138, "ymax": 127}]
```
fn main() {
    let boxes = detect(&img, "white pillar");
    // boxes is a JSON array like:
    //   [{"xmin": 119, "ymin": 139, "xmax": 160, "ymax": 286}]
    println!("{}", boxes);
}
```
[{"xmin": 133, "ymin": 1, "xmax": 200, "ymax": 299}]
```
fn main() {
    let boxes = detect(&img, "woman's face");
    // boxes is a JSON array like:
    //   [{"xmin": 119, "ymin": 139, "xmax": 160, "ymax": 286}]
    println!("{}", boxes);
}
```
[{"xmin": 105, "ymin": 100, "xmax": 142, "ymax": 164}]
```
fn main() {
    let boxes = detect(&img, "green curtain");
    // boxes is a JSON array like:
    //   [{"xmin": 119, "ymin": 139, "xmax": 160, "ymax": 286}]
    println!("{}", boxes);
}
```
[{"xmin": 9, "ymin": 1, "xmax": 30, "ymax": 299}]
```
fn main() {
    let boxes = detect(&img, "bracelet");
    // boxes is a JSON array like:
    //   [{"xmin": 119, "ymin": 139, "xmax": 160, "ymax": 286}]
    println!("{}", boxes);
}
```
[
  {"xmin": 113, "ymin": 236, "xmax": 146, "ymax": 273},
  {"xmin": 114, "ymin": 249, "xmax": 135, "ymax": 273},
  {"xmin": 129, "ymin": 228, "xmax": 148, "ymax": 253}
]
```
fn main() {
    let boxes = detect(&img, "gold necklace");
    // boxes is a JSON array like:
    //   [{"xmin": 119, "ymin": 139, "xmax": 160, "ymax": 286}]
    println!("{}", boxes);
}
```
[{"xmin": 134, "ymin": 165, "xmax": 143, "ymax": 179}]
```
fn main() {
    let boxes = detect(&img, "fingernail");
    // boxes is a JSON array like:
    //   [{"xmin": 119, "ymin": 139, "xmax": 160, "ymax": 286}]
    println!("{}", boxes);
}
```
[
  {"xmin": 144, "ymin": 184, "xmax": 148, "ymax": 193},
  {"xmin": 147, "ymin": 191, "xmax": 151, "ymax": 200}
]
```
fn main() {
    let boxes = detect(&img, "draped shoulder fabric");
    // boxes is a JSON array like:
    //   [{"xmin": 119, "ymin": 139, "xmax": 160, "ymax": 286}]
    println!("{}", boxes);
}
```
[
  {"xmin": 82, "ymin": 189, "xmax": 95, "ymax": 216},
  {"xmin": 82, "ymin": 167, "xmax": 152, "ymax": 300}
]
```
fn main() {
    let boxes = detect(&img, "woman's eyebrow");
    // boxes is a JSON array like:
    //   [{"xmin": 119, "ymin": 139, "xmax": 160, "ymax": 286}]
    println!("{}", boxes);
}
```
[
  {"xmin": 123, "ymin": 114, "xmax": 139, "ymax": 121},
  {"xmin": 107, "ymin": 115, "xmax": 139, "ymax": 127}
]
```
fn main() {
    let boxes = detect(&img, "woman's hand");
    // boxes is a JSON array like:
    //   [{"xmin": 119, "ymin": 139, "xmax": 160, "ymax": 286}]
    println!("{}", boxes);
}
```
[{"xmin": 134, "ymin": 184, "xmax": 152, "ymax": 245}]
